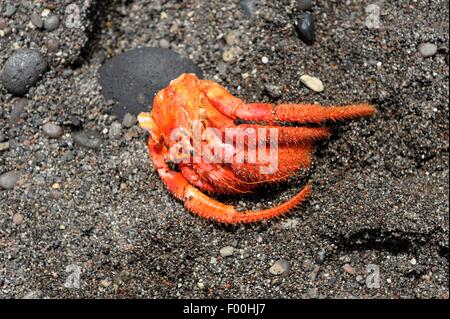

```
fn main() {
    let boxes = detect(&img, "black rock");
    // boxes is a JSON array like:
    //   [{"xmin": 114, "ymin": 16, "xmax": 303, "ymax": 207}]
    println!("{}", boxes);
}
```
[
  {"xmin": 297, "ymin": 0, "xmax": 312, "ymax": 11},
  {"xmin": 240, "ymin": 0, "xmax": 259, "ymax": 18},
  {"xmin": 99, "ymin": 47, "xmax": 203, "ymax": 118},
  {"xmin": 71, "ymin": 116, "xmax": 82, "ymax": 128},
  {"xmin": 295, "ymin": 12, "xmax": 315, "ymax": 45},
  {"xmin": 73, "ymin": 130, "xmax": 103, "ymax": 150},
  {"xmin": 1, "ymin": 49, "xmax": 48, "ymax": 96}
]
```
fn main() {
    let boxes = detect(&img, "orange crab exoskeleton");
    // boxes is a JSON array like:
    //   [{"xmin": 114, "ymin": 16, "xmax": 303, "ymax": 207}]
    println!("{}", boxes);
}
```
[{"xmin": 138, "ymin": 73, "xmax": 375, "ymax": 224}]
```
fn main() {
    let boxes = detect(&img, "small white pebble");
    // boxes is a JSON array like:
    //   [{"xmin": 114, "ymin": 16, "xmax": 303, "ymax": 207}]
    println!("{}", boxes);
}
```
[
  {"xmin": 261, "ymin": 56, "xmax": 269, "ymax": 64},
  {"xmin": 41, "ymin": 9, "xmax": 51, "ymax": 17},
  {"xmin": 410, "ymin": 258, "xmax": 417, "ymax": 265},
  {"xmin": 197, "ymin": 281, "xmax": 205, "ymax": 289},
  {"xmin": 300, "ymin": 75, "xmax": 324, "ymax": 92},
  {"xmin": 220, "ymin": 246, "xmax": 234, "ymax": 258}
]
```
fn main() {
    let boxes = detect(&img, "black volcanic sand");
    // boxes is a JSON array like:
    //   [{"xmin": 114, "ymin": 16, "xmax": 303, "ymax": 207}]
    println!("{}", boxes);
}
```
[{"xmin": 0, "ymin": 0, "xmax": 448, "ymax": 298}]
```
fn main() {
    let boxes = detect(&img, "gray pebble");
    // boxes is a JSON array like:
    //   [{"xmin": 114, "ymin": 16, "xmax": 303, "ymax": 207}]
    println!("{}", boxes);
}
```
[
  {"xmin": 51, "ymin": 190, "xmax": 62, "ymax": 200},
  {"xmin": 22, "ymin": 290, "xmax": 42, "ymax": 299},
  {"xmin": 44, "ymin": 15, "xmax": 59, "ymax": 31},
  {"xmin": 1, "ymin": 49, "xmax": 48, "ymax": 96},
  {"xmin": 225, "ymin": 30, "xmax": 240, "ymax": 46},
  {"xmin": 42, "ymin": 123, "xmax": 63, "ymax": 138},
  {"xmin": 309, "ymin": 265, "xmax": 321, "ymax": 280},
  {"xmin": 46, "ymin": 38, "xmax": 60, "ymax": 52},
  {"xmin": 297, "ymin": 0, "xmax": 312, "ymax": 11},
  {"xmin": 20, "ymin": 1, "xmax": 32, "ymax": 10},
  {"xmin": 0, "ymin": 17, "xmax": 8, "ymax": 29},
  {"xmin": 122, "ymin": 113, "xmax": 137, "ymax": 128},
  {"xmin": 13, "ymin": 213, "xmax": 24, "ymax": 225},
  {"xmin": 61, "ymin": 150, "xmax": 75, "ymax": 162},
  {"xmin": 62, "ymin": 69, "xmax": 73, "ymax": 79},
  {"xmin": 159, "ymin": 39, "xmax": 170, "ymax": 49},
  {"xmin": 0, "ymin": 141, "xmax": 10, "ymax": 152},
  {"xmin": 217, "ymin": 62, "xmax": 227, "ymax": 75},
  {"xmin": 418, "ymin": 42, "xmax": 437, "ymax": 58},
  {"xmin": 269, "ymin": 259, "xmax": 290, "ymax": 275},
  {"xmin": 4, "ymin": 4, "xmax": 16, "ymax": 17},
  {"xmin": 10, "ymin": 98, "xmax": 28, "ymax": 125},
  {"xmin": 296, "ymin": 12, "xmax": 315, "ymax": 45},
  {"xmin": 0, "ymin": 171, "xmax": 20, "ymax": 190},
  {"xmin": 222, "ymin": 47, "xmax": 239, "ymax": 63},
  {"xmin": 315, "ymin": 250, "xmax": 326, "ymax": 264},
  {"xmin": 73, "ymin": 130, "xmax": 103, "ymax": 150},
  {"xmin": 307, "ymin": 287, "xmax": 318, "ymax": 298},
  {"xmin": 220, "ymin": 246, "xmax": 234, "ymax": 257},
  {"xmin": 240, "ymin": 0, "xmax": 258, "ymax": 18},
  {"xmin": 109, "ymin": 122, "xmax": 122, "ymax": 139},
  {"xmin": 265, "ymin": 83, "xmax": 282, "ymax": 98},
  {"xmin": 30, "ymin": 12, "xmax": 44, "ymax": 29}
]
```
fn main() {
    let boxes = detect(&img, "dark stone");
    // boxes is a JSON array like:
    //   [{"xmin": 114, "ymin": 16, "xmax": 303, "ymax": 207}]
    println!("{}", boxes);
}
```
[
  {"xmin": 30, "ymin": 12, "xmax": 43, "ymax": 29},
  {"xmin": 99, "ymin": 47, "xmax": 203, "ymax": 119},
  {"xmin": 295, "ymin": 12, "xmax": 315, "ymax": 45},
  {"xmin": 1, "ymin": 49, "xmax": 47, "ymax": 96},
  {"xmin": 73, "ymin": 130, "xmax": 103, "ymax": 150}
]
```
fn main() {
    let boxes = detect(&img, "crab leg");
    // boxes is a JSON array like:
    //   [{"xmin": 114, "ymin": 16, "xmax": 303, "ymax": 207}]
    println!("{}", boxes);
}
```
[
  {"xmin": 147, "ymin": 138, "xmax": 311, "ymax": 223},
  {"xmin": 179, "ymin": 164, "xmax": 216, "ymax": 194},
  {"xmin": 231, "ymin": 144, "xmax": 313, "ymax": 183},
  {"xmin": 192, "ymin": 162, "xmax": 256, "ymax": 194},
  {"xmin": 242, "ymin": 103, "xmax": 375, "ymax": 123},
  {"xmin": 235, "ymin": 124, "xmax": 331, "ymax": 144},
  {"xmin": 200, "ymin": 79, "xmax": 375, "ymax": 123}
]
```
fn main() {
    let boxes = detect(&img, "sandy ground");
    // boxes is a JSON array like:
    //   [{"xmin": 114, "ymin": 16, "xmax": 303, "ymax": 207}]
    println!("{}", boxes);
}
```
[{"xmin": 0, "ymin": 0, "xmax": 448, "ymax": 298}]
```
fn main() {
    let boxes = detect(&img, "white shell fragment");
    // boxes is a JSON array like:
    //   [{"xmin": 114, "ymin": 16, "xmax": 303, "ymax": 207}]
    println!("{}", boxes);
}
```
[{"xmin": 300, "ymin": 75, "xmax": 324, "ymax": 92}]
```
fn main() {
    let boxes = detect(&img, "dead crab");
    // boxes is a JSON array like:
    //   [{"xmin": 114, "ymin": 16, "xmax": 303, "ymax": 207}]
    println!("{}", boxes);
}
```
[{"xmin": 138, "ymin": 73, "xmax": 375, "ymax": 223}]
